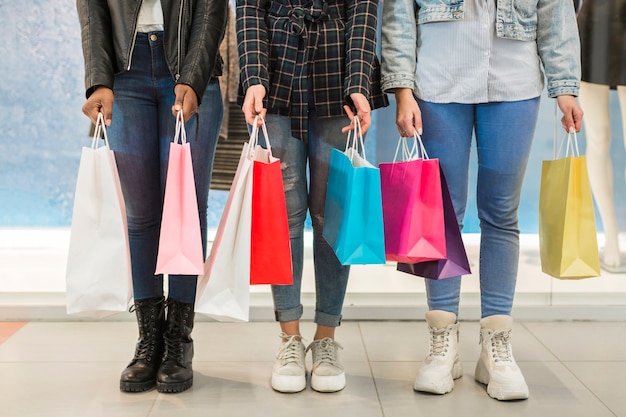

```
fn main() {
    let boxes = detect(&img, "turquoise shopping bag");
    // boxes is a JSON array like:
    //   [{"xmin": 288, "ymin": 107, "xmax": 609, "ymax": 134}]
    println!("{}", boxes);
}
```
[{"xmin": 322, "ymin": 119, "xmax": 386, "ymax": 265}]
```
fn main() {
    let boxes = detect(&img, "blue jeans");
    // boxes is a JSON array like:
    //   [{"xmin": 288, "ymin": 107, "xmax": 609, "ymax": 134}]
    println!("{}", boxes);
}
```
[
  {"xmin": 107, "ymin": 32, "xmax": 223, "ymax": 304},
  {"xmin": 417, "ymin": 98, "xmax": 540, "ymax": 318},
  {"xmin": 261, "ymin": 111, "xmax": 350, "ymax": 327}
]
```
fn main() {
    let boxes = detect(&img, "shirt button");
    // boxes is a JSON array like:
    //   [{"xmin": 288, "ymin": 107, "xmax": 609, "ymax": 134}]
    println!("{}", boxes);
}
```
[
  {"xmin": 150, "ymin": 34, "xmax": 158, "ymax": 41},
  {"xmin": 484, "ymin": 51, "xmax": 489, "ymax": 56}
]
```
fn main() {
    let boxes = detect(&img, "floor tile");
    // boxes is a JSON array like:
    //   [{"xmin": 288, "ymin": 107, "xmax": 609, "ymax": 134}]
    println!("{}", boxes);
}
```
[
  {"xmin": 148, "ymin": 361, "xmax": 383, "ymax": 417},
  {"xmin": 0, "ymin": 322, "xmax": 137, "ymax": 362},
  {"xmin": 0, "ymin": 362, "xmax": 157, "ymax": 417},
  {"xmin": 565, "ymin": 362, "xmax": 626, "ymax": 417},
  {"xmin": 523, "ymin": 321, "xmax": 626, "ymax": 361}
]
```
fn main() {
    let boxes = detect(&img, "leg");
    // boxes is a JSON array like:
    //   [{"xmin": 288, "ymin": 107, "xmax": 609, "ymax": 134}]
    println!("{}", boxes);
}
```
[
  {"xmin": 472, "ymin": 98, "xmax": 539, "ymax": 401},
  {"xmin": 579, "ymin": 82, "xmax": 621, "ymax": 267},
  {"xmin": 416, "ymin": 99, "xmax": 474, "ymax": 316},
  {"xmin": 474, "ymin": 98, "xmax": 539, "ymax": 318},
  {"xmin": 262, "ymin": 114, "xmax": 309, "ymax": 393},
  {"xmin": 158, "ymin": 79, "xmax": 223, "ymax": 394},
  {"xmin": 108, "ymin": 34, "xmax": 164, "ymax": 393},
  {"xmin": 411, "ymin": 100, "xmax": 473, "ymax": 395},
  {"xmin": 307, "ymin": 109, "xmax": 352, "ymax": 392}
]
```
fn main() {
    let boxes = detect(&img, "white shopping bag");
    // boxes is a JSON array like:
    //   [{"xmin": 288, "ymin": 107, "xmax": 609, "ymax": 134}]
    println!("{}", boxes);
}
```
[
  {"xmin": 65, "ymin": 113, "xmax": 132, "ymax": 317},
  {"xmin": 195, "ymin": 140, "xmax": 253, "ymax": 322}
]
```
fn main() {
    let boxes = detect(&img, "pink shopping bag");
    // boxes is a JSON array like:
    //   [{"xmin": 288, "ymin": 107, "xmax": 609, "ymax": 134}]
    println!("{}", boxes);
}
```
[
  {"xmin": 155, "ymin": 111, "xmax": 204, "ymax": 275},
  {"xmin": 379, "ymin": 135, "xmax": 446, "ymax": 263}
]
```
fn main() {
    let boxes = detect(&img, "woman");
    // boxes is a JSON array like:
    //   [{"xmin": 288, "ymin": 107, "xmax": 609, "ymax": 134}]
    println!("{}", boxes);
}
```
[
  {"xmin": 381, "ymin": 0, "xmax": 583, "ymax": 400},
  {"xmin": 236, "ymin": 0, "xmax": 387, "ymax": 393},
  {"xmin": 77, "ymin": 0, "xmax": 227, "ymax": 393}
]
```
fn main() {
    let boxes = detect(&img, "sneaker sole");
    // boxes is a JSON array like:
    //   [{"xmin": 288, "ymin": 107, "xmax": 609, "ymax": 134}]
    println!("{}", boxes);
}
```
[
  {"xmin": 271, "ymin": 374, "xmax": 306, "ymax": 393},
  {"xmin": 311, "ymin": 373, "xmax": 346, "ymax": 393}
]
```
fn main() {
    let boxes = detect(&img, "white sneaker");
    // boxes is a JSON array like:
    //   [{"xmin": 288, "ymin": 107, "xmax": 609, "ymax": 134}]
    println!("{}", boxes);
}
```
[
  {"xmin": 308, "ymin": 338, "xmax": 346, "ymax": 392},
  {"xmin": 475, "ymin": 315, "xmax": 529, "ymax": 400},
  {"xmin": 271, "ymin": 333, "xmax": 307, "ymax": 393},
  {"xmin": 413, "ymin": 310, "xmax": 463, "ymax": 394}
]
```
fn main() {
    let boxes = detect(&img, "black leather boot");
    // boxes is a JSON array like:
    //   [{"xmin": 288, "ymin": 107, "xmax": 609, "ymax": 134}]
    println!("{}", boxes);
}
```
[
  {"xmin": 120, "ymin": 296, "xmax": 165, "ymax": 392},
  {"xmin": 157, "ymin": 299, "xmax": 195, "ymax": 393}
]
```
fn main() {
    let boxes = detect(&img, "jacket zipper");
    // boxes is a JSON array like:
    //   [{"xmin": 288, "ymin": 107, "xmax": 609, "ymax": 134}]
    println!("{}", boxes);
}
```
[
  {"xmin": 176, "ymin": 0, "xmax": 184, "ymax": 81},
  {"xmin": 127, "ymin": 1, "xmax": 143, "ymax": 70}
]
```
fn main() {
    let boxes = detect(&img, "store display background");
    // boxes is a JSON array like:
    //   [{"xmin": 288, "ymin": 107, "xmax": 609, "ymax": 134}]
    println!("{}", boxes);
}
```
[{"xmin": 0, "ymin": 1, "xmax": 624, "ymax": 235}]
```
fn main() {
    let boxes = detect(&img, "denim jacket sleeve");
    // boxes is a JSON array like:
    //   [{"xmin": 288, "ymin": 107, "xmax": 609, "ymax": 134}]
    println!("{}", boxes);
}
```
[
  {"xmin": 380, "ymin": 0, "xmax": 418, "ymax": 94},
  {"xmin": 535, "ymin": 0, "xmax": 581, "ymax": 97}
]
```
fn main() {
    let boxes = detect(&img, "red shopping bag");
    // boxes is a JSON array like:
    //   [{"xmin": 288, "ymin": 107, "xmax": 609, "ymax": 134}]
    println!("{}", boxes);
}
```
[
  {"xmin": 155, "ymin": 111, "xmax": 204, "ymax": 275},
  {"xmin": 379, "ymin": 135, "xmax": 446, "ymax": 263},
  {"xmin": 250, "ymin": 121, "xmax": 293, "ymax": 285},
  {"xmin": 397, "ymin": 168, "xmax": 471, "ymax": 279}
]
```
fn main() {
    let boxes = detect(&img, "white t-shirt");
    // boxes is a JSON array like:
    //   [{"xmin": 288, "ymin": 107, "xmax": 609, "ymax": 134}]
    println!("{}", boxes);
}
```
[{"xmin": 137, "ymin": 0, "xmax": 164, "ymax": 33}]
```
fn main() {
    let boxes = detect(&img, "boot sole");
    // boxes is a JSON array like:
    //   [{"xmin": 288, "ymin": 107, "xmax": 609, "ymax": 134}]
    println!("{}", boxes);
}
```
[
  {"xmin": 413, "ymin": 356, "xmax": 463, "ymax": 394},
  {"xmin": 475, "ymin": 360, "xmax": 529, "ymax": 400},
  {"xmin": 156, "ymin": 378, "xmax": 193, "ymax": 393},
  {"xmin": 120, "ymin": 380, "xmax": 156, "ymax": 393}
]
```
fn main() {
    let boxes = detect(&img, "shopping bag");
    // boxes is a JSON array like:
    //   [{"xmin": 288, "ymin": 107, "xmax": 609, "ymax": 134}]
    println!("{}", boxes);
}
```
[
  {"xmin": 397, "ymin": 168, "xmax": 471, "ymax": 279},
  {"xmin": 155, "ymin": 110, "xmax": 204, "ymax": 275},
  {"xmin": 538, "ymin": 131, "xmax": 600, "ymax": 279},
  {"xmin": 65, "ymin": 113, "xmax": 132, "ymax": 317},
  {"xmin": 196, "ymin": 140, "xmax": 253, "ymax": 322},
  {"xmin": 379, "ymin": 134, "xmax": 446, "ymax": 263},
  {"xmin": 322, "ymin": 117, "xmax": 386, "ymax": 265},
  {"xmin": 250, "ymin": 120, "xmax": 293, "ymax": 285}
]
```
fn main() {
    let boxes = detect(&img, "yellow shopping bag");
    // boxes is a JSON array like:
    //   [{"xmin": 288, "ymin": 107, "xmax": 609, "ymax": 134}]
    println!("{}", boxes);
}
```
[{"xmin": 538, "ymin": 132, "xmax": 600, "ymax": 279}]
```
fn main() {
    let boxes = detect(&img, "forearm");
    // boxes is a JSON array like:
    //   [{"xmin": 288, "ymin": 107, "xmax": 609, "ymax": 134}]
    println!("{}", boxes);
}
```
[
  {"xmin": 77, "ymin": 0, "xmax": 115, "ymax": 98},
  {"xmin": 236, "ymin": 0, "xmax": 270, "ymax": 93},
  {"xmin": 178, "ymin": 0, "xmax": 229, "ymax": 103}
]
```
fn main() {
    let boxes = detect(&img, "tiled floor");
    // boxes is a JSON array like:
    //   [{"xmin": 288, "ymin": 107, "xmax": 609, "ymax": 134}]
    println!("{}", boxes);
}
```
[{"xmin": 1, "ymin": 319, "xmax": 625, "ymax": 417}]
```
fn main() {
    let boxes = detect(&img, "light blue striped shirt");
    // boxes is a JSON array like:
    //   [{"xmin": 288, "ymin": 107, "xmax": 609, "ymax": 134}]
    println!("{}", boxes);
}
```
[{"xmin": 416, "ymin": 0, "xmax": 545, "ymax": 103}]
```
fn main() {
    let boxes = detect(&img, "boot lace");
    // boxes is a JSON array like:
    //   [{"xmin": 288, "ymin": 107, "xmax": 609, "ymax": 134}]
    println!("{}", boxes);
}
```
[
  {"xmin": 489, "ymin": 330, "xmax": 513, "ymax": 363},
  {"xmin": 277, "ymin": 333, "xmax": 304, "ymax": 365},
  {"xmin": 427, "ymin": 327, "xmax": 451, "ymax": 358}
]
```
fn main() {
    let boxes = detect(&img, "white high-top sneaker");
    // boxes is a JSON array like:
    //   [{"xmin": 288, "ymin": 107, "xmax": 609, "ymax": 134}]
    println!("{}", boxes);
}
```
[
  {"xmin": 271, "ymin": 333, "xmax": 307, "ymax": 393},
  {"xmin": 475, "ymin": 315, "xmax": 529, "ymax": 400},
  {"xmin": 413, "ymin": 310, "xmax": 463, "ymax": 394}
]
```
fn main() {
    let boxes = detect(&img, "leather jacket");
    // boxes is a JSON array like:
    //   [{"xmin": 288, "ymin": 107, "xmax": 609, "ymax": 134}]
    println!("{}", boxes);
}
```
[{"xmin": 77, "ymin": 0, "xmax": 228, "ymax": 103}]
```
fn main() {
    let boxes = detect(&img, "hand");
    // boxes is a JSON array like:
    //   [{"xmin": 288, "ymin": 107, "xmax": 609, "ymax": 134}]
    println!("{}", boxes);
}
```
[
  {"xmin": 242, "ymin": 84, "xmax": 267, "ymax": 127},
  {"xmin": 82, "ymin": 86, "xmax": 114, "ymax": 126},
  {"xmin": 172, "ymin": 84, "xmax": 199, "ymax": 122},
  {"xmin": 394, "ymin": 88, "xmax": 422, "ymax": 137},
  {"xmin": 556, "ymin": 95, "xmax": 583, "ymax": 133},
  {"xmin": 342, "ymin": 92, "xmax": 372, "ymax": 134}
]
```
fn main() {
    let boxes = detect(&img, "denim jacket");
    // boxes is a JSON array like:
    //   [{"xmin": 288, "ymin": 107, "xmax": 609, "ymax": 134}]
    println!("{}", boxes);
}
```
[{"xmin": 380, "ymin": 0, "xmax": 581, "ymax": 98}]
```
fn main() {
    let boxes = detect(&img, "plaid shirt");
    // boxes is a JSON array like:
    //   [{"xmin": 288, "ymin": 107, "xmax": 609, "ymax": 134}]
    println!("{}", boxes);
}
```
[{"xmin": 236, "ymin": 0, "xmax": 388, "ymax": 140}]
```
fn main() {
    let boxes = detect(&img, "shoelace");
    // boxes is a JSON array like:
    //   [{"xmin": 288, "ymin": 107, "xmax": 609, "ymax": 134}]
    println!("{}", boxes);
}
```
[
  {"xmin": 277, "ymin": 333, "xmax": 304, "ymax": 365},
  {"xmin": 427, "ymin": 327, "xmax": 450, "ymax": 358},
  {"xmin": 307, "ymin": 338, "xmax": 343, "ymax": 366},
  {"xmin": 490, "ymin": 330, "xmax": 513, "ymax": 363}
]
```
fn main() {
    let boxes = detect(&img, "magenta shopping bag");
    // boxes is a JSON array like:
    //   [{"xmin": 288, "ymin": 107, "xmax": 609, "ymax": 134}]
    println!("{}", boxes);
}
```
[
  {"xmin": 397, "ymin": 169, "xmax": 471, "ymax": 279},
  {"xmin": 155, "ymin": 111, "xmax": 204, "ymax": 275},
  {"xmin": 380, "ymin": 135, "xmax": 446, "ymax": 263}
]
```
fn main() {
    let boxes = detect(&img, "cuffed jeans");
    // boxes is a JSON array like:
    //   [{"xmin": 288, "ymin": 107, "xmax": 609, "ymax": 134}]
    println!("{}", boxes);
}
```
[
  {"xmin": 261, "ymin": 111, "xmax": 350, "ymax": 327},
  {"xmin": 417, "ymin": 97, "xmax": 540, "ymax": 318},
  {"xmin": 107, "ymin": 32, "xmax": 223, "ymax": 304}
]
